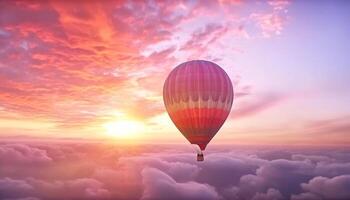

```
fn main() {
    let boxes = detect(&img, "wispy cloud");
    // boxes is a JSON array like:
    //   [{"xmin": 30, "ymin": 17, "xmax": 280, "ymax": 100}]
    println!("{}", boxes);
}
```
[{"xmin": 231, "ymin": 92, "xmax": 288, "ymax": 119}]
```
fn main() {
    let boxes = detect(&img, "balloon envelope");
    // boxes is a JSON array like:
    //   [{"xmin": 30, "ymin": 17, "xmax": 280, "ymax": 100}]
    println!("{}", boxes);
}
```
[{"xmin": 163, "ymin": 60, "xmax": 234, "ymax": 150}]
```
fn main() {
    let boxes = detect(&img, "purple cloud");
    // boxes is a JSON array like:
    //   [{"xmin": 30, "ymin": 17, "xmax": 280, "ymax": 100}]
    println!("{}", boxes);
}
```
[
  {"xmin": 0, "ymin": 144, "xmax": 52, "ymax": 165},
  {"xmin": 141, "ymin": 167, "xmax": 219, "ymax": 200},
  {"xmin": 0, "ymin": 178, "xmax": 34, "ymax": 199},
  {"xmin": 0, "ymin": 177, "xmax": 111, "ymax": 199},
  {"xmin": 251, "ymin": 188, "xmax": 283, "ymax": 200},
  {"xmin": 293, "ymin": 175, "xmax": 350, "ymax": 199},
  {"xmin": 0, "ymin": 142, "xmax": 349, "ymax": 199}
]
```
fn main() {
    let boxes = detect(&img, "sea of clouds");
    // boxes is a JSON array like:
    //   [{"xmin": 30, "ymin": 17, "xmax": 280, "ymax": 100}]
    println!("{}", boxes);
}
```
[{"xmin": 0, "ymin": 141, "xmax": 349, "ymax": 200}]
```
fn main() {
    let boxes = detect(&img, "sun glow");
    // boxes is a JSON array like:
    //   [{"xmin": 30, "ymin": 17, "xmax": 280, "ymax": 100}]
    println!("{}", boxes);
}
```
[{"xmin": 103, "ymin": 120, "xmax": 144, "ymax": 138}]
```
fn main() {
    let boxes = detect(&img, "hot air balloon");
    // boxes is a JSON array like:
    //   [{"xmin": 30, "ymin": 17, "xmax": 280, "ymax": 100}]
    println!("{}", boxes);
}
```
[{"xmin": 163, "ymin": 60, "xmax": 234, "ymax": 161}]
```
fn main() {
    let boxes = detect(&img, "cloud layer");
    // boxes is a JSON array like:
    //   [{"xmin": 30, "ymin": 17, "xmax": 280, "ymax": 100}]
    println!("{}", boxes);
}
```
[{"xmin": 0, "ymin": 141, "xmax": 349, "ymax": 199}]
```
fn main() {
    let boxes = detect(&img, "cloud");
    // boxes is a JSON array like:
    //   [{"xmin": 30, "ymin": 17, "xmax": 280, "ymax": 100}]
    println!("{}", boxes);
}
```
[
  {"xmin": 0, "ymin": 144, "xmax": 52, "ymax": 165},
  {"xmin": 250, "ymin": 0, "xmax": 290, "ymax": 38},
  {"xmin": 305, "ymin": 116, "xmax": 350, "ymax": 136},
  {"xmin": 180, "ymin": 23, "xmax": 227, "ymax": 52},
  {"xmin": 196, "ymin": 154, "xmax": 260, "ymax": 188},
  {"xmin": 231, "ymin": 93, "xmax": 288, "ymax": 119},
  {"xmin": 314, "ymin": 162, "xmax": 350, "ymax": 177},
  {"xmin": 251, "ymin": 188, "xmax": 283, "ymax": 200},
  {"xmin": 295, "ymin": 175, "xmax": 350, "ymax": 199},
  {"xmin": 0, "ymin": 178, "xmax": 34, "ymax": 199},
  {"xmin": 0, "ymin": 177, "xmax": 111, "ymax": 199},
  {"xmin": 0, "ymin": 0, "xmax": 184, "ymax": 128},
  {"xmin": 141, "ymin": 167, "xmax": 219, "ymax": 200},
  {"xmin": 254, "ymin": 159, "xmax": 314, "ymax": 196},
  {"xmin": 291, "ymin": 192, "xmax": 320, "ymax": 200},
  {"xmin": 0, "ymin": 0, "xmax": 291, "ymax": 133},
  {"xmin": 1, "ymin": 142, "xmax": 349, "ymax": 199},
  {"xmin": 4, "ymin": 198, "xmax": 40, "ymax": 200}
]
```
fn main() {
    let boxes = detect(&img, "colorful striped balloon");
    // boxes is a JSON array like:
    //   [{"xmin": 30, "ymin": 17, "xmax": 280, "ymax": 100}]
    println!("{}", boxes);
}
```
[{"xmin": 163, "ymin": 60, "xmax": 234, "ymax": 153}]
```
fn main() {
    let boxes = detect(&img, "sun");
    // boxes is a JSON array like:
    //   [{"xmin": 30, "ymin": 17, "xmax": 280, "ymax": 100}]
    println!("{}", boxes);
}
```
[{"xmin": 103, "ymin": 120, "xmax": 144, "ymax": 138}]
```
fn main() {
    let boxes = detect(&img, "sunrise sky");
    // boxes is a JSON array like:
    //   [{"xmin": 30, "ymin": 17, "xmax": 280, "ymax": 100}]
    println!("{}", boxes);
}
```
[
  {"xmin": 1, "ymin": 0, "xmax": 349, "ymax": 146},
  {"xmin": 1, "ymin": 1, "xmax": 350, "ymax": 200}
]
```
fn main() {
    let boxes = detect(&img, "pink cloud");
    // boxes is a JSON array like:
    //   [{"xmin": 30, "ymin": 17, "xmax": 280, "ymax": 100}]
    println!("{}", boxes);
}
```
[
  {"xmin": 0, "ymin": 142, "xmax": 349, "ymax": 199},
  {"xmin": 0, "ymin": 177, "xmax": 111, "ymax": 199},
  {"xmin": 291, "ymin": 192, "xmax": 320, "ymax": 200},
  {"xmin": 231, "ymin": 93, "xmax": 288, "ymax": 119},
  {"xmin": 296, "ymin": 175, "xmax": 350, "ymax": 199},
  {"xmin": 0, "ymin": 1, "xmax": 184, "ymax": 125},
  {"xmin": 251, "ymin": 13, "xmax": 286, "ymax": 37},
  {"xmin": 305, "ymin": 116, "xmax": 350, "ymax": 135},
  {"xmin": 252, "ymin": 188, "xmax": 283, "ymax": 200},
  {"xmin": 0, "ymin": 0, "xmax": 292, "ymax": 132},
  {"xmin": 141, "ymin": 167, "xmax": 219, "ymax": 200},
  {"xmin": 250, "ymin": 0, "xmax": 290, "ymax": 38},
  {"xmin": 0, "ymin": 144, "xmax": 52, "ymax": 165}
]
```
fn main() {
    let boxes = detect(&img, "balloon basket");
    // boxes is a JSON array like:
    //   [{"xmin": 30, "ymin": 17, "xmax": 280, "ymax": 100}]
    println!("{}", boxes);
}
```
[{"xmin": 197, "ymin": 152, "xmax": 204, "ymax": 161}]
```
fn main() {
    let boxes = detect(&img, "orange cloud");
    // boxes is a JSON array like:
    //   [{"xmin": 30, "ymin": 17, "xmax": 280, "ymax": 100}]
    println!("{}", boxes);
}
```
[{"xmin": 0, "ymin": 0, "xmax": 291, "ymax": 137}]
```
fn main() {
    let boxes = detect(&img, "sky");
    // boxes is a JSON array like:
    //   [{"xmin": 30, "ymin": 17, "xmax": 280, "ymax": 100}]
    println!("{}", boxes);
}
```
[
  {"xmin": 1, "ymin": 0, "xmax": 350, "ymax": 146},
  {"xmin": 1, "ymin": 1, "xmax": 350, "ymax": 200}
]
